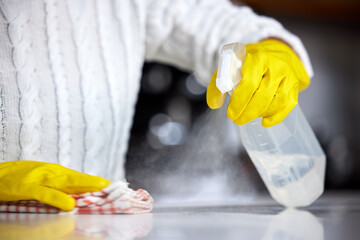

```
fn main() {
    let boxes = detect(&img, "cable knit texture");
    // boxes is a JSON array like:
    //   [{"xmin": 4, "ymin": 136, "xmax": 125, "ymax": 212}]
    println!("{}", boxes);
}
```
[
  {"xmin": 0, "ymin": 82, "xmax": 6, "ymax": 162},
  {"xmin": 45, "ymin": 0, "xmax": 72, "ymax": 167},
  {"xmin": 0, "ymin": 0, "xmax": 313, "ymax": 180},
  {"xmin": 0, "ymin": 1, "xmax": 42, "ymax": 161}
]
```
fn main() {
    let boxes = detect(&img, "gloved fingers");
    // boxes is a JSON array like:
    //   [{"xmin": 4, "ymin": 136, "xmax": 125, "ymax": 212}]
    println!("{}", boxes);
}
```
[
  {"xmin": 227, "ymin": 53, "xmax": 263, "ymax": 121},
  {"xmin": 262, "ymin": 82, "xmax": 299, "ymax": 127},
  {"xmin": 262, "ymin": 76, "xmax": 296, "ymax": 116},
  {"xmin": 19, "ymin": 162, "xmax": 111, "ymax": 194},
  {"xmin": 0, "ymin": 161, "xmax": 47, "ymax": 178},
  {"xmin": 262, "ymin": 101, "xmax": 298, "ymax": 128},
  {"xmin": 47, "ymin": 172, "xmax": 112, "ymax": 194},
  {"xmin": 233, "ymin": 69, "xmax": 277, "ymax": 125},
  {"xmin": 206, "ymin": 69, "xmax": 225, "ymax": 109},
  {"xmin": 29, "ymin": 184, "xmax": 76, "ymax": 211}
]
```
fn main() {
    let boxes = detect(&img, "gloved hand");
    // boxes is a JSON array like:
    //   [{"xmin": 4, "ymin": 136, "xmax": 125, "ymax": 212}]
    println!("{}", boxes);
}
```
[
  {"xmin": 0, "ymin": 161, "xmax": 111, "ymax": 211},
  {"xmin": 207, "ymin": 39, "xmax": 310, "ymax": 127}
]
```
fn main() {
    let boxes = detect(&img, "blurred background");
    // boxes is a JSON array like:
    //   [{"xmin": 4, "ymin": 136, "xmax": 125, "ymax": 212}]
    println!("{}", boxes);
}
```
[{"xmin": 126, "ymin": 0, "xmax": 360, "ymax": 203}]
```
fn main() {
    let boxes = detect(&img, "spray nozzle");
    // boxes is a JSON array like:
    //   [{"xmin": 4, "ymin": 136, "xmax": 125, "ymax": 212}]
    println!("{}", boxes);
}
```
[{"xmin": 216, "ymin": 43, "xmax": 246, "ymax": 95}]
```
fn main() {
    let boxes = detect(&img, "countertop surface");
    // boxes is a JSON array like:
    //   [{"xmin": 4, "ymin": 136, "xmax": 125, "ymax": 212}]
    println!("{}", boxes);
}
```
[{"xmin": 1, "ymin": 191, "xmax": 360, "ymax": 240}]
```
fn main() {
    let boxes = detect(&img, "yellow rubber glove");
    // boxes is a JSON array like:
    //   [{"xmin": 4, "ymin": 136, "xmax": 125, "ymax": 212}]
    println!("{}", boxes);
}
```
[
  {"xmin": 0, "ymin": 161, "xmax": 111, "ymax": 211},
  {"xmin": 207, "ymin": 39, "xmax": 310, "ymax": 127}
]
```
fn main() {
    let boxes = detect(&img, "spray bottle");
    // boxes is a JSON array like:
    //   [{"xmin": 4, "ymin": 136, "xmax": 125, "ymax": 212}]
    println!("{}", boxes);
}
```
[{"xmin": 216, "ymin": 43, "xmax": 326, "ymax": 207}]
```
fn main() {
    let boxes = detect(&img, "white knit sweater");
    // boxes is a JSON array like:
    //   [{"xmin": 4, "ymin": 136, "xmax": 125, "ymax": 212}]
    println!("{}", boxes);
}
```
[{"xmin": 0, "ymin": 0, "xmax": 312, "ymax": 181}]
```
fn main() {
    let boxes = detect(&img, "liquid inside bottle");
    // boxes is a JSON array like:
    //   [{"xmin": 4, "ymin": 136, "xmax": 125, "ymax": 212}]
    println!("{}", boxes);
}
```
[{"xmin": 239, "ymin": 107, "xmax": 326, "ymax": 207}]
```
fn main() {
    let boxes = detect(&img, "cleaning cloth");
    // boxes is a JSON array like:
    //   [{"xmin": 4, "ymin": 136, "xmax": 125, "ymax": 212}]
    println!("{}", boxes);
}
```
[{"xmin": 0, "ymin": 181, "xmax": 153, "ymax": 214}]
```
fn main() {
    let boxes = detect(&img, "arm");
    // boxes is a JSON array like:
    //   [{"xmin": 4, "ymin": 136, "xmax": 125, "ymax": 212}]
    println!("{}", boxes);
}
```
[{"xmin": 145, "ymin": 0, "xmax": 313, "ymax": 86}]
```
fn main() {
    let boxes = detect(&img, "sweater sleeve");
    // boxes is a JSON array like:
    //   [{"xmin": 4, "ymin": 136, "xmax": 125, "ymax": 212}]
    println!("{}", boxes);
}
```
[{"xmin": 144, "ymin": 0, "xmax": 313, "ymax": 86}]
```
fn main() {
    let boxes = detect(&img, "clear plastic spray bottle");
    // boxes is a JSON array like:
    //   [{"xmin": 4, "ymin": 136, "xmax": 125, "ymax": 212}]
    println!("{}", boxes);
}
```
[{"xmin": 216, "ymin": 43, "xmax": 326, "ymax": 207}]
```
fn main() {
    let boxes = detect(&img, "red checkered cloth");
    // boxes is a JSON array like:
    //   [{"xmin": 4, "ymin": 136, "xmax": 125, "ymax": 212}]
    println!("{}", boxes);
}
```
[{"xmin": 0, "ymin": 181, "xmax": 153, "ymax": 214}]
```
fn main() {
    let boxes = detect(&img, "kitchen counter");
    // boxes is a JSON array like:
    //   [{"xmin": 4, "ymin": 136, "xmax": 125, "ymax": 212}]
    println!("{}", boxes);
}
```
[{"xmin": 1, "ymin": 191, "xmax": 359, "ymax": 240}]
